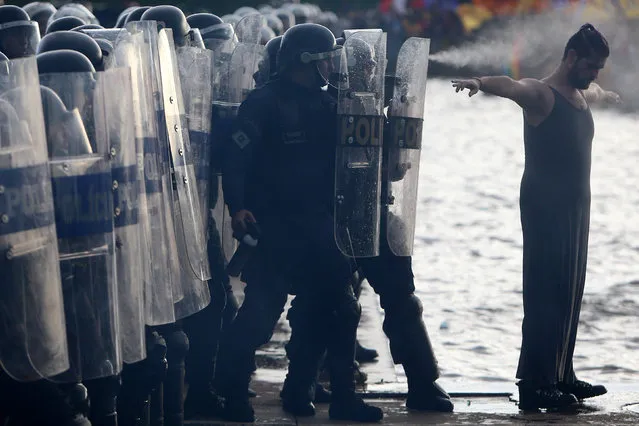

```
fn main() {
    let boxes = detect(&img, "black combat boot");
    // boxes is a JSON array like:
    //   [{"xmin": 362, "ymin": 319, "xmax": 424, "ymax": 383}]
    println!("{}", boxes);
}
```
[
  {"xmin": 406, "ymin": 381, "xmax": 454, "ymax": 412},
  {"xmin": 355, "ymin": 340, "xmax": 379, "ymax": 364}
]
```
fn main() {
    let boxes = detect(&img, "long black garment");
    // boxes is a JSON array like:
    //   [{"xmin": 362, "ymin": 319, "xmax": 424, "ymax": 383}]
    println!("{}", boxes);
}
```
[{"xmin": 516, "ymin": 87, "xmax": 594, "ymax": 387}]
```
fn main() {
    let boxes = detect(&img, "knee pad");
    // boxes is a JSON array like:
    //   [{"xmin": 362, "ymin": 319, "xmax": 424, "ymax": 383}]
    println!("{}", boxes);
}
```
[
  {"xmin": 165, "ymin": 329, "xmax": 190, "ymax": 362},
  {"xmin": 385, "ymin": 293, "xmax": 423, "ymax": 319},
  {"xmin": 335, "ymin": 297, "xmax": 361, "ymax": 328}
]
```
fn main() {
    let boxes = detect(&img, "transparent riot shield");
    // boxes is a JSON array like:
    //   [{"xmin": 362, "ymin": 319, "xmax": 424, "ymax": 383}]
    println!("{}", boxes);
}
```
[
  {"xmin": 386, "ymin": 38, "xmax": 430, "ymax": 256},
  {"xmin": 39, "ymin": 71, "xmax": 121, "ymax": 382},
  {"xmin": 0, "ymin": 57, "xmax": 69, "ymax": 382},
  {"xmin": 157, "ymin": 29, "xmax": 210, "ymax": 286},
  {"xmin": 335, "ymin": 31, "xmax": 387, "ymax": 257},
  {"xmin": 112, "ymin": 23, "xmax": 181, "ymax": 326},
  {"xmin": 156, "ymin": 28, "xmax": 211, "ymax": 318},
  {"xmin": 234, "ymin": 14, "xmax": 265, "ymax": 45},
  {"xmin": 99, "ymin": 68, "xmax": 146, "ymax": 363},
  {"xmin": 176, "ymin": 45, "xmax": 213, "ymax": 233},
  {"xmin": 211, "ymin": 39, "xmax": 265, "ymax": 262}
]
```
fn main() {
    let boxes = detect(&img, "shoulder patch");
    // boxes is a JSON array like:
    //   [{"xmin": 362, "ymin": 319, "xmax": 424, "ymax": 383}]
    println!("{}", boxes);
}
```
[{"xmin": 232, "ymin": 130, "xmax": 251, "ymax": 149}]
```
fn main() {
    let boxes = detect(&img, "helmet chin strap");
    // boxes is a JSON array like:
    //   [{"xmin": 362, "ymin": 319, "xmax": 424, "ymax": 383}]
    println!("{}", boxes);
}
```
[{"xmin": 313, "ymin": 62, "xmax": 329, "ymax": 87}]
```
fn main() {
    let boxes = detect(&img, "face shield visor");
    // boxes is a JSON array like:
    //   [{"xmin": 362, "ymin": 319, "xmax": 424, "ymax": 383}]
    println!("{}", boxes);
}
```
[
  {"xmin": 300, "ymin": 45, "xmax": 344, "ymax": 88},
  {"xmin": 0, "ymin": 21, "xmax": 40, "ymax": 59}
]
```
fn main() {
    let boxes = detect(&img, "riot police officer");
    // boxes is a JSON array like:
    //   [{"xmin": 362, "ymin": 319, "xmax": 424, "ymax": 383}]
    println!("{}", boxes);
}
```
[
  {"xmin": 339, "ymin": 33, "xmax": 454, "ymax": 412},
  {"xmin": 215, "ymin": 23, "xmax": 383, "ymax": 423}
]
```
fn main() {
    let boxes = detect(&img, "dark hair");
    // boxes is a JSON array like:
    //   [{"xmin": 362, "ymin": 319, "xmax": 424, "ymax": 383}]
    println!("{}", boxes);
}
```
[{"xmin": 563, "ymin": 23, "xmax": 609, "ymax": 60}]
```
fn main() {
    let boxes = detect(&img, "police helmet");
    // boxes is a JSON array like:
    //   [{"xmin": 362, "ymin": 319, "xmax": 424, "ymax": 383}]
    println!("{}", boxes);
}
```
[
  {"xmin": 287, "ymin": 4, "xmax": 311, "ymax": 24},
  {"xmin": 124, "ymin": 6, "xmax": 151, "ymax": 25},
  {"xmin": 254, "ymin": 35, "xmax": 282, "ymax": 87},
  {"xmin": 234, "ymin": 7, "xmax": 259, "ymax": 17},
  {"xmin": 277, "ymin": 23, "xmax": 341, "ymax": 85},
  {"xmin": 187, "ymin": 13, "xmax": 223, "ymax": 29},
  {"xmin": 258, "ymin": 5, "xmax": 273, "ymax": 14},
  {"xmin": 260, "ymin": 26, "xmax": 276, "ymax": 46},
  {"xmin": 264, "ymin": 13, "xmax": 284, "ymax": 36},
  {"xmin": 36, "ymin": 49, "xmax": 96, "ymax": 74},
  {"xmin": 47, "ymin": 3, "xmax": 98, "ymax": 27},
  {"xmin": 274, "ymin": 9, "xmax": 295, "ymax": 31},
  {"xmin": 141, "ymin": 5, "xmax": 190, "ymax": 47},
  {"xmin": 23, "ymin": 2, "xmax": 56, "ymax": 36},
  {"xmin": 38, "ymin": 31, "xmax": 105, "ymax": 71},
  {"xmin": 0, "ymin": 5, "xmax": 40, "ymax": 59},
  {"xmin": 115, "ymin": 6, "xmax": 138, "ymax": 28},
  {"xmin": 46, "ymin": 16, "xmax": 85, "ymax": 34}
]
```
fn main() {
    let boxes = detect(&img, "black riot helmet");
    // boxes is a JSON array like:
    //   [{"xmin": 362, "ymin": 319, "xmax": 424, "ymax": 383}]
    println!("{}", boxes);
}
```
[
  {"xmin": 115, "ymin": 6, "xmax": 137, "ymax": 28},
  {"xmin": 275, "ymin": 9, "xmax": 295, "ymax": 31},
  {"xmin": 260, "ymin": 26, "xmax": 276, "ymax": 46},
  {"xmin": 124, "ymin": 6, "xmax": 151, "ymax": 25},
  {"xmin": 141, "ymin": 5, "xmax": 190, "ymax": 47},
  {"xmin": 264, "ymin": 13, "xmax": 284, "ymax": 36},
  {"xmin": 186, "ymin": 13, "xmax": 223, "ymax": 29},
  {"xmin": 23, "ymin": 2, "xmax": 56, "ymax": 36},
  {"xmin": 187, "ymin": 13, "xmax": 237, "ymax": 49},
  {"xmin": 288, "ymin": 4, "xmax": 311, "ymax": 24},
  {"xmin": 277, "ymin": 23, "xmax": 342, "ymax": 87},
  {"xmin": 46, "ymin": 16, "xmax": 85, "ymax": 34},
  {"xmin": 38, "ymin": 31, "xmax": 105, "ymax": 71},
  {"xmin": 47, "ymin": 3, "xmax": 99, "ymax": 27},
  {"xmin": 254, "ymin": 34, "xmax": 282, "ymax": 87},
  {"xmin": 36, "ymin": 49, "xmax": 96, "ymax": 74},
  {"xmin": 0, "ymin": 5, "xmax": 41, "ymax": 59},
  {"xmin": 38, "ymin": 85, "xmax": 93, "ymax": 157},
  {"xmin": 234, "ymin": 7, "xmax": 259, "ymax": 17}
]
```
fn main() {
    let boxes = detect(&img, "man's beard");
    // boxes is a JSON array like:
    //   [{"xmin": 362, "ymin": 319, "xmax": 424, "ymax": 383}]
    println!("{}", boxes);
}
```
[{"xmin": 568, "ymin": 68, "xmax": 592, "ymax": 90}]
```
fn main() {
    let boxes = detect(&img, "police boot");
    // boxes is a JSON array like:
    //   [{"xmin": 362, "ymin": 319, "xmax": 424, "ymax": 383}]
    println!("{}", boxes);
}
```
[
  {"xmin": 326, "ymin": 298, "xmax": 383, "ymax": 422},
  {"xmin": 279, "ymin": 376, "xmax": 316, "ymax": 417},
  {"xmin": 314, "ymin": 382, "xmax": 332, "ymax": 404},
  {"xmin": 327, "ymin": 364, "xmax": 383, "ymax": 423},
  {"xmin": 1, "ymin": 377, "xmax": 91, "ymax": 426},
  {"xmin": 405, "ymin": 379, "xmax": 454, "ymax": 412},
  {"xmin": 183, "ymin": 284, "xmax": 226, "ymax": 419},
  {"xmin": 119, "ymin": 332, "xmax": 167, "ymax": 426},
  {"xmin": 85, "ymin": 375, "xmax": 121, "ymax": 426},
  {"xmin": 355, "ymin": 340, "xmax": 379, "ymax": 364},
  {"xmin": 163, "ymin": 327, "xmax": 189, "ymax": 426},
  {"xmin": 221, "ymin": 385, "xmax": 255, "ymax": 423}
]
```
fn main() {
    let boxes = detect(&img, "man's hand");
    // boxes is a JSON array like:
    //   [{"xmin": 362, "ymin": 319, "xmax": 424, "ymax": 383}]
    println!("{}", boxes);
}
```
[
  {"xmin": 452, "ymin": 78, "xmax": 481, "ymax": 97},
  {"xmin": 232, "ymin": 209, "xmax": 256, "ymax": 235},
  {"xmin": 604, "ymin": 90, "xmax": 622, "ymax": 104}
]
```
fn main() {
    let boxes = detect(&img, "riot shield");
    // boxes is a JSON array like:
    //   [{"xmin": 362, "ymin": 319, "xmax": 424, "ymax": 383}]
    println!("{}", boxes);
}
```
[
  {"xmin": 85, "ymin": 24, "xmax": 180, "ymax": 327},
  {"xmin": 0, "ymin": 57, "xmax": 69, "ymax": 382},
  {"xmin": 157, "ymin": 28, "xmax": 211, "ymax": 318},
  {"xmin": 99, "ymin": 68, "xmax": 146, "ymax": 363},
  {"xmin": 386, "ymin": 38, "xmax": 430, "ymax": 256},
  {"xmin": 39, "ymin": 70, "xmax": 121, "ymax": 382},
  {"xmin": 234, "ymin": 14, "xmax": 265, "ymax": 45},
  {"xmin": 156, "ymin": 29, "xmax": 210, "ymax": 282},
  {"xmin": 176, "ymin": 44, "xmax": 213, "ymax": 234},
  {"xmin": 335, "ymin": 31, "xmax": 387, "ymax": 257},
  {"xmin": 210, "ymin": 36, "xmax": 264, "ymax": 263}
]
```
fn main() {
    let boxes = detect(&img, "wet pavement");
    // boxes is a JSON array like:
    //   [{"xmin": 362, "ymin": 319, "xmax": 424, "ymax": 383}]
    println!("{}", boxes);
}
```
[{"xmin": 185, "ymin": 279, "xmax": 639, "ymax": 425}]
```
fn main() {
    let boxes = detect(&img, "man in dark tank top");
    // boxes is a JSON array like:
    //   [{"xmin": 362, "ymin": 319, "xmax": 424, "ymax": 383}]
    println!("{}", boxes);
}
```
[{"xmin": 452, "ymin": 24, "xmax": 620, "ymax": 411}]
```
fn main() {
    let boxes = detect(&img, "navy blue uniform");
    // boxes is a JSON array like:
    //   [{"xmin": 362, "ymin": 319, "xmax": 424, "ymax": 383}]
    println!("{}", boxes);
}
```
[{"xmin": 215, "ymin": 78, "xmax": 360, "ymax": 402}]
